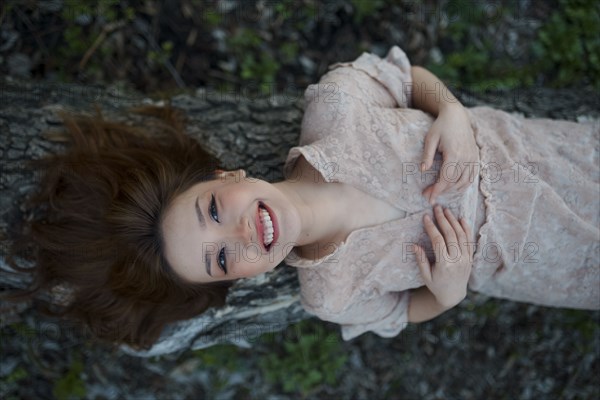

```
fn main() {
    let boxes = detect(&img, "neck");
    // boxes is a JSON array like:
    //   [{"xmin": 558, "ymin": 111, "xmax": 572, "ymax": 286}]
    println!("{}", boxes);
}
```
[{"xmin": 272, "ymin": 178, "xmax": 346, "ymax": 248}]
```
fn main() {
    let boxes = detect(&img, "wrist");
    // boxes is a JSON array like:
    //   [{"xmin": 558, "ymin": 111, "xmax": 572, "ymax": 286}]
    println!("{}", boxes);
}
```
[
  {"xmin": 435, "ymin": 291, "xmax": 466, "ymax": 310},
  {"xmin": 438, "ymin": 98, "xmax": 463, "ymax": 114}
]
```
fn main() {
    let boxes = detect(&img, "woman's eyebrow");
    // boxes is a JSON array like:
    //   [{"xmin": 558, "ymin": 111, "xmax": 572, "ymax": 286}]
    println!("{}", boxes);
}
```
[
  {"xmin": 205, "ymin": 252, "xmax": 212, "ymax": 277},
  {"xmin": 195, "ymin": 195, "xmax": 206, "ymax": 229},
  {"xmin": 195, "ymin": 195, "xmax": 212, "ymax": 277}
]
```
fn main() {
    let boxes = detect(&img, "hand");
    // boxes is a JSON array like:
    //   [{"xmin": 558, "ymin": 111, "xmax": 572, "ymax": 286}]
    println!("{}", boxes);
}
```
[
  {"xmin": 413, "ymin": 205, "xmax": 474, "ymax": 308},
  {"xmin": 421, "ymin": 103, "xmax": 480, "ymax": 204}
]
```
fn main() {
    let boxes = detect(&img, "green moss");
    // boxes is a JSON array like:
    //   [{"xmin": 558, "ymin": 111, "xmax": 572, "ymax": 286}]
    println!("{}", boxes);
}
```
[
  {"xmin": 60, "ymin": 25, "xmax": 92, "ymax": 59},
  {"xmin": 432, "ymin": 0, "xmax": 599, "ymax": 91},
  {"xmin": 280, "ymin": 42, "xmax": 299, "ymax": 64},
  {"xmin": 258, "ymin": 320, "xmax": 348, "ymax": 396},
  {"xmin": 228, "ymin": 28, "xmax": 262, "ymax": 51},
  {"xmin": 8, "ymin": 322, "xmax": 36, "ymax": 338},
  {"xmin": 350, "ymin": 0, "xmax": 386, "ymax": 24},
  {"xmin": 52, "ymin": 353, "xmax": 86, "ymax": 400},
  {"xmin": 193, "ymin": 344, "xmax": 244, "ymax": 372},
  {"xmin": 147, "ymin": 40, "xmax": 175, "ymax": 66},
  {"xmin": 561, "ymin": 309, "xmax": 599, "ymax": 342},
  {"xmin": 429, "ymin": 1, "xmax": 525, "ymax": 91},
  {"xmin": 226, "ymin": 28, "xmax": 281, "ymax": 93},
  {"xmin": 473, "ymin": 300, "xmax": 501, "ymax": 318},
  {"xmin": 4, "ymin": 366, "xmax": 28, "ymax": 384},
  {"xmin": 240, "ymin": 54, "xmax": 280, "ymax": 92},
  {"xmin": 532, "ymin": 0, "xmax": 600, "ymax": 88},
  {"xmin": 54, "ymin": 0, "xmax": 137, "ymax": 82},
  {"xmin": 61, "ymin": 0, "xmax": 120, "ymax": 23}
]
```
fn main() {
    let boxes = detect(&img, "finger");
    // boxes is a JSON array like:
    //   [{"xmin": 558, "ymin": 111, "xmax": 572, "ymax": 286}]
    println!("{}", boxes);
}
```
[
  {"xmin": 422, "ymin": 185, "xmax": 434, "ymax": 203},
  {"xmin": 457, "ymin": 169, "xmax": 475, "ymax": 191},
  {"xmin": 434, "ymin": 205, "xmax": 458, "ymax": 246},
  {"xmin": 429, "ymin": 156, "xmax": 458, "ymax": 203},
  {"xmin": 443, "ymin": 208, "xmax": 464, "ymax": 235},
  {"xmin": 444, "ymin": 208, "xmax": 467, "ymax": 253},
  {"xmin": 455, "ymin": 171, "xmax": 469, "ymax": 191},
  {"xmin": 428, "ymin": 179, "xmax": 452, "ymax": 204},
  {"xmin": 413, "ymin": 244, "xmax": 432, "ymax": 282},
  {"xmin": 423, "ymin": 213, "xmax": 445, "ymax": 263},
  {"xmin": 421, "ymin": 132, "xmax": 439, "ymax": 171},
  {"xmin": 458, "ymin": 216, "xmax": 472, "ymax": 241},
  {"xmin": 455, "ymin": 180, "xmax": 469, "ymax": 193},
  {"xmin": 436, "ymin": 207, "xmax": 462, "ymax": 262},
  {"xmin": 459, "ymin": 217, "xmax": 475, "ymax": 255}
]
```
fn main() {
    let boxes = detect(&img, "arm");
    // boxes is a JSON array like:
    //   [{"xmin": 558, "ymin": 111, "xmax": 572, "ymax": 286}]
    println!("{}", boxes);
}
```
[
  {"xmin": 409, "ymin": 205, "xmax": 474, "ymax": 323},
  {"xmin": 411, "ymin": 66, "xmax": 461, "ymax": 117},
  {"xmin": 407, "ymin": 285, "xmax": 453, "ymax": 323},
  {"xmin": 408, "ymin": 68, "xmax": 473, "ymax": 323},
  {"xmin": 411, "ymin": 66, "xmax": 480, "ymax": 204}
]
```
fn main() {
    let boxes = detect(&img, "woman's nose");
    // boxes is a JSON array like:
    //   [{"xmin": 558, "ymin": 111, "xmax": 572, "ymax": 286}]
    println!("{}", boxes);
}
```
[{"xmin": 227, "ymin": 216, "xmax": 252, "ymax": 245}]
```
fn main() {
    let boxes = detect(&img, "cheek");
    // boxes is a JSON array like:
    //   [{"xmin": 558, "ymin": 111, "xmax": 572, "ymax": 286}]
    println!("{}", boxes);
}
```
[
  {"xmin": 239, "ymin": 252, "xmax": 276, "ymax": 275},
  {"xmin": 242, "ymin": 243, "xmax": 262, "ymax": 261},
  {"xmin": 223, "ymin": 184, "xmax": 259, "ymax": 207},
  {"xmin": 236, "ymin": 180, "xmax": 271, "ymax": 196}
]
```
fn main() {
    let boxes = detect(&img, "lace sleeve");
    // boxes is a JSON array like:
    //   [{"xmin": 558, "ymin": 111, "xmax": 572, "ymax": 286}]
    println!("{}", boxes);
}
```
[
  {"xmin": 298, "ymin": 46, "xmax": 414, "ymax": 145},
  {"xmin": 312, "ymin": 45, "xmax": 414, "ymax": 109},
  {"xmin": 302, "ymin": 289, "xmax": 411, "ymax": 341}
]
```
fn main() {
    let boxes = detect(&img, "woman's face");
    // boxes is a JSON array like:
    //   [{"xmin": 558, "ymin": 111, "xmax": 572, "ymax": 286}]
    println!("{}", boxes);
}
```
[{"xmin": 161, "ymin": 170, "xmax": 301, "ymax": 283}]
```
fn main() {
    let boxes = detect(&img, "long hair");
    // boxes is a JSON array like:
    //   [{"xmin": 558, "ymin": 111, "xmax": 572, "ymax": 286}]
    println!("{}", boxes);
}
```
[{"xmin": 3, "ymin": 104, "xmax": 234, "ymax": 351}]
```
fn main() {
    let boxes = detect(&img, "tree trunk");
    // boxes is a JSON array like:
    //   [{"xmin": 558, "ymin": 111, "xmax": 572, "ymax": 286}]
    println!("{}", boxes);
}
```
[{"xmin": 1, "ymin": 77, "xmax": 598, "ymax": 356}]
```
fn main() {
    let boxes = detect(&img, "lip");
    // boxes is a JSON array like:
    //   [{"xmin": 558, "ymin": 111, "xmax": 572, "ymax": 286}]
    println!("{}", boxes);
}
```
[
  {"xmin": 256, "ymin": 201, "xmax": 278, "ymax": 252},
  {"xmin": 255, "ymin": 204, "xmax": 266, "ymax": 252}
]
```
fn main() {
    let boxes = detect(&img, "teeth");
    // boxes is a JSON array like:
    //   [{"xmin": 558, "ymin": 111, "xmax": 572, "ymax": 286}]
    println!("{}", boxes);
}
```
[{"xmin": 259, "ymin": 207, "xmax": 274, "ymax": 246}]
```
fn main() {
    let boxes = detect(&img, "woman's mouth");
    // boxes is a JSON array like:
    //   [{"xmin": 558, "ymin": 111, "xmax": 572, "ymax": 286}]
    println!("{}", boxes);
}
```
[{"xmin": 257, "ymin": 202, "xmax": 278, "ymax": 251}]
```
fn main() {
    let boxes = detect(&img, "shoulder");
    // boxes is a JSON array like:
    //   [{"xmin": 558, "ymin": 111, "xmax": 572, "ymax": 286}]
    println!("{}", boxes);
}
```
[
  {"xmin": 297, "ymin": 265, "xmax": 352, "ymax": 317},
  {"xmin": 309, "ymin": 46, "xmax": 413, "ymax": 108},
  {"xmin": 290, "ymin": 153, "xmax": 323, "ymax": 183}
]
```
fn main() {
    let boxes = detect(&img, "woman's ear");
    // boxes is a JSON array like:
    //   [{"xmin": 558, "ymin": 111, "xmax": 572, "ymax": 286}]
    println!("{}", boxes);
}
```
[{"xmin": 215, "ymin": 169, "xmax": 246, "ymax": 181}]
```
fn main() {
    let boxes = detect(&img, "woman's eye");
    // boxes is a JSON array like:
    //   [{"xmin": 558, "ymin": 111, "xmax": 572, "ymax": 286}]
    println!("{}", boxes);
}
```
[
  {"xmin": 209, "ymin": 194, "xmax": 219, "ymax": 223},
  {"xmin": 218, "ymin": 248, "xmax": 228, "ymax": 274}
]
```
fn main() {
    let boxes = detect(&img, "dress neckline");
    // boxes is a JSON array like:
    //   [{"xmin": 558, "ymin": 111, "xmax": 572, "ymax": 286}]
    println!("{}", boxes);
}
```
[
  {"xmin": 282, "ymin": 144, "xmax": 421, "ymax": 268},
  {"xmin": 285, "ymin": 208, "xmax": 425, "ymax": 268}
]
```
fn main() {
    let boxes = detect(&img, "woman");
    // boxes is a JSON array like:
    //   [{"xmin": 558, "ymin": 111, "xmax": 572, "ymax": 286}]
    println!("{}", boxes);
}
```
[{"xmin": 6, "ymin": 46, "xmax": 599, "ymax": 350}]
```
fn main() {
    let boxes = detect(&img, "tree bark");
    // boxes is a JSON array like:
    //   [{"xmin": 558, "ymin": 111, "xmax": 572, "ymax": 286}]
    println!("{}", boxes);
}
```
[{"xmin": 1, "ymin": 77, "xmax": 598, "ymax": 356}]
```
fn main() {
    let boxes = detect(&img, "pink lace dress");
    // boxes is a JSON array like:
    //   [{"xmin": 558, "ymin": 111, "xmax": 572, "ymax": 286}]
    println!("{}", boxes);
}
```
[{"xmin": 283, "ymin": 46, "xmax": 600, "ymax": 341}]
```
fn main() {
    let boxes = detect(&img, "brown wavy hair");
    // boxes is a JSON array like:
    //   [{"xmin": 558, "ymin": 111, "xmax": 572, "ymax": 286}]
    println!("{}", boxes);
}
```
[{"xmin": 3, "ymin": 104, "xmax": 234, "ymax": 351}]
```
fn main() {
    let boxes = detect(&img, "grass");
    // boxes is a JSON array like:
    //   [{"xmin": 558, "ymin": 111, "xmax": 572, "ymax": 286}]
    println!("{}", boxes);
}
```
[
  {"xmin": 189, "ymin": 319, "xmax": 348, "ymax": 397},
  {"xmin": 427, "ymin": 0, "xmax": 600, "ymax": 92}
]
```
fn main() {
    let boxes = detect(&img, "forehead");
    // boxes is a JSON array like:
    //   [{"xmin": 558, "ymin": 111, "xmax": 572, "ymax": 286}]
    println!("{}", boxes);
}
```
[
  {"xmin": 163, "ymin": 177, "xmax": 223, "ymax": 236},
  {"xmin": 168, "ymin": 179, "xmax": 213, "ymax": 213},
  {"xmin": 161, "ymin": 181, "xmax": 214, "ymax": 278}
]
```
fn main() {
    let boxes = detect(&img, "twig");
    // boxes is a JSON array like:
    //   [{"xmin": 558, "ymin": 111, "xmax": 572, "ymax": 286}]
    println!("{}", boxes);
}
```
[
  {"xmin": 207, "ymin": 69, "xmax": 243, "ymax": 84},
  {"xmin": 79, "ymin": 20, "xmax": 126, "ymax": 70},
  {"xmin": 14, "ymin": 6, "xmax": 49, "ymax": 56},
  {"xmin": 175, "ymin": 51, "xmax": 186, "ymax": 73},
  {"xmin": 134, "ymin": 17, "xmax": 186, "ymax": 89}
]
